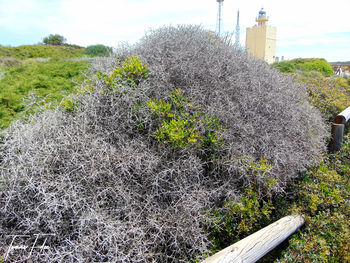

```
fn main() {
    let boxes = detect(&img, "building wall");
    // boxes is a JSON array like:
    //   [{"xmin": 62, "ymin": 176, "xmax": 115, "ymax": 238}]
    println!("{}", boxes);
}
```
[
  {"xmin": 246, "ymin": 25, "xmax": 276, "ymax": 64},
  {"xmin": 265, "ymin": 26, "xmax": 277, "ymax": 64}
]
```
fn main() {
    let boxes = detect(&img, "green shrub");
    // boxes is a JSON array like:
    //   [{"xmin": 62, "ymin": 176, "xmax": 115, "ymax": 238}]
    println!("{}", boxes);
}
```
[
  {"xmin": 112, "ymin": 56, "xmax": 149, "ymax": 85},
  {"xmin": 98, "ymin": 56, "xmax": 149, "ymax": 89},
  {"xmin": 207, "ymin": 157, "xmax": 276, "ymax": 252},
  {"xmin": 84, "ymin": 44, "xmax": 111, "ymax": 57},
  {"xmin": 147, "ymin": 89, "xmax": 225, "ymax": 149},
  {"xmin": 43, "ymin": 34, "xmax": 66, "ymax": 46},
  {"xmin": 273, "ymin": 58, "xmax": 334, "ymax": 77},
  {"xmin": 301, "ymin": 70, "xmax": 323, "ymax": 78},
  {"xmin": 272, "ymin": 61, "xmax": 295, "ymax": 73}
]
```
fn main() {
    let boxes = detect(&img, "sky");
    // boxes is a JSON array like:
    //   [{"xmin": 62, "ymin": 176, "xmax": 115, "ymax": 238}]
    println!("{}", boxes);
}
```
[{"xmin": 0, "ymin": 0, "xmax": 349, "ymax": 62}]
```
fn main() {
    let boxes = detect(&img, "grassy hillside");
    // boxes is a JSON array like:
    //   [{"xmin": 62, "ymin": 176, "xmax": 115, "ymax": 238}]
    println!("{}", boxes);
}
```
[
  {"xmin": 0, "ymin": 58, "xmax": 88, "ymax": 128},
  {"xmin": 0, "ymin": 44, "xmax": 85, "ymax": 59}
]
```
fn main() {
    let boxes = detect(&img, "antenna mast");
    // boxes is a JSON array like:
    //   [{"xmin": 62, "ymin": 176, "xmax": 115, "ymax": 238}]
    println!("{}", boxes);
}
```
[
  {"xmin": 235, "ymin": 9, "xmax": 240, "ymax": 46},
  {"xmin": 216, "ymin": 0, "xmax": 224, "ymax": 36}
]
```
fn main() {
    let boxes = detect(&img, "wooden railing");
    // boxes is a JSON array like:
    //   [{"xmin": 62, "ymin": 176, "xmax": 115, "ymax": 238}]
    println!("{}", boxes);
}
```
[
  {"xmin": 330, "ymin": 106, "xmax": 350, "ymax": 152},
  {"xmin": 202, "ymin": 215, "xmax": 304, "ymax": 263}
]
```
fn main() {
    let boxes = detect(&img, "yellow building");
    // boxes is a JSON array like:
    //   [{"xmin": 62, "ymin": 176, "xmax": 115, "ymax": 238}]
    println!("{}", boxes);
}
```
[{"xmin": 246, "ymin": 8, "xmax": 276, "ymax": 64}]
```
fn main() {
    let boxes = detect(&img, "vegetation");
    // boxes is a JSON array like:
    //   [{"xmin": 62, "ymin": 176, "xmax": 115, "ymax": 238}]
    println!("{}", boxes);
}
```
[
  {"xmin": 273, "ymin": 58, "xmax": 334, "ymax": 77},
  {"xmin": 207, "ymin": 131, "xmax": 350, "ymax": 262},
  {"xmin": 277, "ymin": 139, "xmax": 350, "ymax": 263},
  {"xmin": 0, "ymin": 28, "xmax": 347, "ymax": 262},
  {"xmin": 0, "ymin": 58, "xmax": 88, "ymax": 128},
  {"xmin": 0, "ymin": 25, "xmax": 327, "ymax": 262},
  {"xmin": 299, "ymin": 75, "xmax": 350, "ymax": 122},
  {"xmin": 222, "ymin": 58, "xmax": 350, "ymax": 262},
  {"xmin": 207, "ymin": 157, "xmax": 276, "ymax": 252},
  {"xmin": 269, "ymin": 59, "xmax": 349, "ymax": 263},
  {"xmin": 84, "ymin": 44, "xmax": 111, "ymax": 57},
  {"xmin": 273, "ymin": 58, "xmax": 349, "ymax": 122},
  {"xmin": 0, "ymin": 44, "xmax": 85, "ymax": 59},
  {"xmin": 43, "ymin": 34, "xmax": 67, "ymax": 46}
]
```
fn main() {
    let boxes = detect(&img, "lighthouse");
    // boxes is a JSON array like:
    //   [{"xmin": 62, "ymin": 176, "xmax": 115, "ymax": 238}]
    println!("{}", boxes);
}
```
[{"xmin": 245, "ymin": 8, "xmax": 277, "ymax": 64}]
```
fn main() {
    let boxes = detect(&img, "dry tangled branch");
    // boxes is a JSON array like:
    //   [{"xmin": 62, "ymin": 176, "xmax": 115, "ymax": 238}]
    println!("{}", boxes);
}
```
[{"xmin": 0, "ymin": 25, "xmax": 326, "ymax": 262}]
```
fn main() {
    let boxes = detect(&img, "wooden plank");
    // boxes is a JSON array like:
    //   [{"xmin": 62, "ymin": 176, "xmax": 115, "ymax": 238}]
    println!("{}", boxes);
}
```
[{"xmin": 202, "ymin": 214, "xmax": 304, "ymax": 263}]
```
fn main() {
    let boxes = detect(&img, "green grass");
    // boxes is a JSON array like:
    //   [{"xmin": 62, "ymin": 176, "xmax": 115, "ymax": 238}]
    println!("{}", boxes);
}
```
[
  {"xmin": 0, "ymin": 58, "xmax": 88, "ymax": 128},
  {"xmin": 0, "ymin": 44, "xmax": 85, "ymax": 59}
]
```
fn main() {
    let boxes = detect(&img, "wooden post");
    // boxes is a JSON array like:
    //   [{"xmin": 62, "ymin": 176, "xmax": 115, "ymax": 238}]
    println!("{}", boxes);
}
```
[
  {"xmin": 202, "ymin": 215, "xmax": 304, "ymax": 263},
  {"xmin": 334, "ymin": 106, "xmax": 350, "ymax": 125},
  {"xmin": 329, "ymin": 106, "xmax": 349, "ymax": 153},
  {"xmin": 330, "ymin": 123, "xmax": 344, "ymax": 153}
]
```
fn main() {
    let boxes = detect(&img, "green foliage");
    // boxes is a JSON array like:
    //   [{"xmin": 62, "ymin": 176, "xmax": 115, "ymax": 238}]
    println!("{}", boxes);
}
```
[
  {"xmin": 98, "ymin": 56, "xmax": 225, "ymax": 151},
  {"xmin": 206, "ymin": 136, "xmax": 350, "ymax": 263},
  {"xmin": 263, "ymin": 64, "xmax": 350, "ymax": 262},
  {"xmin": 60, "ymin": 96, "xmax": 77, "ymax": 112},
  {"xmin": 147, "ymin": 89, "xmax": 225, "ymax": 149},
  {"xmin": 84, "ymin": 44, "xmax": 111, "ymax": 57},
  {"xmin": 0, "ymin": 59, "xmax": 88, "ymax": 128},
  {"xmin": 272, "ymin": 61, "xmax": 295, "ymax": 73},
  {"xmin": 98, "ymin": 56, "xmax": 149, "ymax": 89},
  {"xmin": 43, "ymin": 34, "xmax": 66, "ymax": 46},
  {"xmin": 0, "ymin": 45, "xmax": 85, "ymax": 59},
  {"xmin": 298, "ymin": 75, "xmax": 350, "ymax": 122},
  {"xmin": 273, "ymin": 58, "xmax": 334, "ymax": 77},
  {"xmin": 207, "ymin": 157, "xmax": 276, "ymax": 251},
  {"xmin": 274, "ymin": 58, "xmax": 349, "ymax": 123},
  {"xmin": 155, "ymin": 117, "xmax": 201, "ymax": 147},
  {"xmin": 276, "ymin": 135, "xmax": 350, "ymax": 263},
  {"xmin": 112, "ymin": 56, "xmax": 149, "ymax": 85}
]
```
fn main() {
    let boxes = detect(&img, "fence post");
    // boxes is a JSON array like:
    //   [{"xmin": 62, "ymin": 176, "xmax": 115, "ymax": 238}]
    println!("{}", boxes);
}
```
[
  {"xmin": 330, "ymin": 123, "xmax": 344, "ymax": 153},
  {"xmin": 202, "ymin": 214, "xmax": 304, "ymax": 263},
  {"xmin": 330, "ymin": 106, "xmax": 350, "ymax": 153}
]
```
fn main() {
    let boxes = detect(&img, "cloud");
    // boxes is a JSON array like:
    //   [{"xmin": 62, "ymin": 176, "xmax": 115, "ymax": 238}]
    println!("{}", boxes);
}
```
[{"xmin": 51, "ymin": 0, "xmax": 215, "ymax": 46}]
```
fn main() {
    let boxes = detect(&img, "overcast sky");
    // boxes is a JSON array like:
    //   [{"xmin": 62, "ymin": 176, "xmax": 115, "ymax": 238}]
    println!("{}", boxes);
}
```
[{"xmin": 1, "ymin": 0, "xmax": 349, "ymax": 62}]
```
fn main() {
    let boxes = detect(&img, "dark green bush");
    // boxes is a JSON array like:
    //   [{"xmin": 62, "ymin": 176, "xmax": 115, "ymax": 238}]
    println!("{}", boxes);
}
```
[
  {"xmin": 84, "ymin": 44, "xmax": 111, "ymax": 57},
  {"xmin": 43, "ymin": 34, "xmax": 66, "ymax": 46}
]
